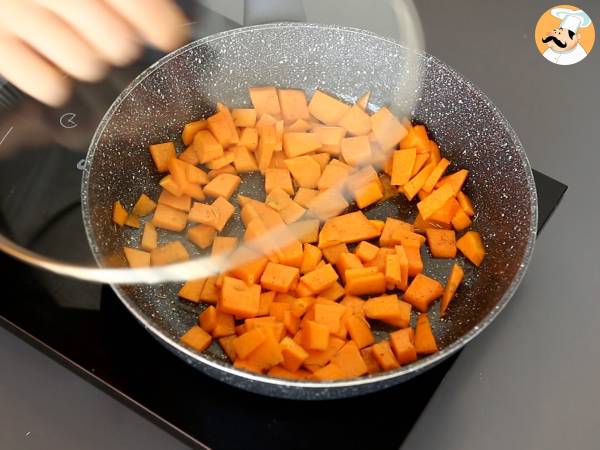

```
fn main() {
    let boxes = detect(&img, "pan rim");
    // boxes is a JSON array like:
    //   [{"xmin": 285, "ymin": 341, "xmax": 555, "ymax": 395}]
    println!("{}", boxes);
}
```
[{"xmin": 81, "ymin": 22, "xmax": 538, "ymax": 394}]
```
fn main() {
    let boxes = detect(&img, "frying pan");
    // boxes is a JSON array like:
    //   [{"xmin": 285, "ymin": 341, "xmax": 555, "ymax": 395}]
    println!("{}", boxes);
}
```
[{"xmin": 81, "ymin": 23, "xmax": 537, "ymax": 399}]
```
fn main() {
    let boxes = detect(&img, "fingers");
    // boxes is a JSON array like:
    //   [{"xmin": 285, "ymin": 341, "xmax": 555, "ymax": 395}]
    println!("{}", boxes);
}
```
[
  {"xmin": 34, "ymin": 0, "xmax": 142, "ymax": 67},
  {"xmin": 0, "ymin": 32, "xmax": 71, "ymax": 106},
  {"xmin": 104, "ymin": 0, "xmax": 190, "ymax": 52},
  {"xmin": 0, "ymin": 1, "xmax": 108, "ymax": 82}
]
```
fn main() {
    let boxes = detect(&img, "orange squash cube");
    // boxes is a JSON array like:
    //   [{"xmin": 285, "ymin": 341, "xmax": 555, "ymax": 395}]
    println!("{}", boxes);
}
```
[
  {"xmin": 123, "ymin": 247, "xmax": 150, "ymax": 268},
  {"xmin": 232, "ymin": 108, "xmax": 257, "ymax": 128},
  {"xmin": 220, "ymin": 276, "xmax": 261, "ymax": 318},
  {"xmin": 456, "ymin": 231, "xmax": 485, "ymax": 266},
  {"xmin": 149, "ymin": 142, "xmax": 176, "ymax": 172},
  {"xmin": 282, "ymin": 132, "xmax": 322, "ymax": 158},
  {"xmin": 141, "ymin": 222, "xmax": 158, "ymax": 251},
  {"xmin": 187, "ymin": 224, "xmax": 217, "ymax": 249},
  {"xmin": 403, "ymin": 273, "xmax": 443, "ymax": 312},
  {"xmin": 203, "ymin": 173, "xmax": 241, "ymax": 200},
  {"xmin": 180, "ymin": 326, "xmax": 212, "ymax": 352},
  {"xmin": 278, "ymin": 89, "xmax": 310, "ymax": 123},
  {"xmin": 415, "ymin": 314, "xmax": 438, "ymax": 354},
  {"xmin": 182, "ymin": 120, "xmax": 207, "ymax": 146},
  {"xmin": 193, "ymin": 130, "xmax": 224, "ymax": 164},
  {"xmin": 308, "ymin": 90, "xmax": 350, "ymax": 126},
  {"xmin": 178, "ymin": 279, "xmax": 207, "ymax": 303},
  {"xmin": 112, "ymin": 201, "xmax": 128, "ymax": 226},
  {"xmin": 239, "ymin": 127, "xmax": 258, "ymax": 151},
  {"xmin": 249, "ymin": 86, "xmax": 281, "ymax": 118},
  {"xmin": 151, "ymin": 203, "xmax": 188, "ymax": 232},
  {"xmin": 150, "ymin": 241, "xmax": 189, "ymax": 266},
  {"xmin": 390, "ymin": 328, "xmax": 417, "ymax": 364},
  {"xmin": 260, "ymin": 262, "xmax": 300, "ymax": 293}
]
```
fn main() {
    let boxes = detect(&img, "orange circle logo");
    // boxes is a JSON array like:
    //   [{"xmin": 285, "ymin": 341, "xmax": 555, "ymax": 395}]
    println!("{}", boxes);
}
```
[{"xmin": 535, "ymin": 5, "xmax": 595, "ymax": 65}]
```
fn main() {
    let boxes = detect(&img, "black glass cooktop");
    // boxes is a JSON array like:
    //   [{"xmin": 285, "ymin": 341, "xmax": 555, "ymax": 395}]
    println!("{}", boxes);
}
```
[{"xmin": 0, "ymin": 170, "xmax": 565, "ymax": 450}]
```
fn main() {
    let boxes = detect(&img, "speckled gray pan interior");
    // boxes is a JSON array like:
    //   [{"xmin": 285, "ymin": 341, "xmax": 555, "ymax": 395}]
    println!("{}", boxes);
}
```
[{"xmin": 81, "ymin": 23, "xmax": 538, "ymax": 399}]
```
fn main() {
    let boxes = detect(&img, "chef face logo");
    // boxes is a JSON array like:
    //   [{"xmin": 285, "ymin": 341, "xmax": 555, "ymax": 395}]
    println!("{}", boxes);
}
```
[{"xmin": 535, "ymin": 5, "xmax": 595, "ymax": 65}]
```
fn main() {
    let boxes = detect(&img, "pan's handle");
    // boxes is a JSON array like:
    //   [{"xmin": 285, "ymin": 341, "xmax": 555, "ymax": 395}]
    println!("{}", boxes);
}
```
[{"xmin": 243, "ymin": 0, "xmax": 306, "ymax": 26}]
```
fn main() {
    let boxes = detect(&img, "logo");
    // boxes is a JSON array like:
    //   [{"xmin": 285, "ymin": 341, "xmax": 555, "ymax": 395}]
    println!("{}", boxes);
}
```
[{"xmin": 535, "ymin": 5, "xmax": 595, "ymax": 65}]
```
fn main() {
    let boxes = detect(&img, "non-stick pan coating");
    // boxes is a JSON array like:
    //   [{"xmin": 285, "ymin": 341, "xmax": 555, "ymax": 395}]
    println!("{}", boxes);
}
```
[{"xmin": 82, "ymin": 23, "xmax": 537, "ymax": 399}]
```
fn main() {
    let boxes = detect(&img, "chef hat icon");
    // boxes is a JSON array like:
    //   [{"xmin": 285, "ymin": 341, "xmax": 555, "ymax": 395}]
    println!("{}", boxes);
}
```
[{"xmin": 551, "ymin": 8, "xmax": 592, "ymax": 33}]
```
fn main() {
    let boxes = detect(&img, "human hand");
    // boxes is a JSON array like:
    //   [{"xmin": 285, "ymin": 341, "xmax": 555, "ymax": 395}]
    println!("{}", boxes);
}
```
[{"xmin": 0, "ymin": 0, "xmax": 189, "ymax": 107}]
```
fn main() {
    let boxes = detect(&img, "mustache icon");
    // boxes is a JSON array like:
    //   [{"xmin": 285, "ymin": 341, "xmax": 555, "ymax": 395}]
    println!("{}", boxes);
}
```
[{"xmin": 542, "ymin": 35, "xmax": 567, "ymax": 48}]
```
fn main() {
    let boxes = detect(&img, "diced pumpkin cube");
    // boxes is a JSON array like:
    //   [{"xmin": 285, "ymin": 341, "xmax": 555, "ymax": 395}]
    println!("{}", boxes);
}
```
[
  {"xmin": 338, "ymin": 104, "xmax": 371, "ymax": 136},
  {"xmin": 131, "ymin": 194, "xmax": 157, "ymax": 217},
  {"xmin": 318, "ymin": 242, "xmax": 346, "ymax": 265},
  {"xmin": 344, "ymin": 314, "xmax": 374, "ymax": 349},
  {"xmin": 249, "ymin": 86, "xmax": 281, "ymax": 117},
  {"xmin": 345, "ymin": 271, "xmax": 386, "ymax": 296},
  {"xmin": 361, "ymin": 346, "xmax": 381, "ymax": 374},
  {"xmin": 178, "ymin": 279, "xmax": 207, "ymax": 303},
  {"xmin": 151, "ymin": 203, "xmax": 187, "ymax": 232},
  {"xmin": 353, "ymin": 180, "xmax": 383, "ymax": 209},
  {"xmin": 356, "ymin": 91, "xmax": 370, "ymax": 110},
  {"xmin": 371, "ymin": 340, "xmax": 400, "ymax": 370},
  {"xmin": 159, "ymin": 174, "xmax": 184, "ymax": 197},
  {"xmin": 428, "ymin": 197, "xmax": 460, "ymax": 228},
  {"xmin": 282, "ymin": 132, "xmax": 322, "ymax": 158},
  {"xmin": 294, "ymin": 188, "xmax": 319, "ymax": 208},
  {"xmin": 123, "ymin": 247, "xmax": 150, "ymax": 268},
  {"xmin": 198, "ymin": 305, "xmax": 217, "ymax": 332},
  {"xmin": 264, "ymin": 167, "xmax": 294, "ymax": 195},
  {"xmin": 302, "ymin": 320, "xmax": 330, "ymax": 351},
  {"xmin": 232, "ymin": 145, "xmax": 258, "ymax": 172},
  {"xmin": 422, "ymin": 158, "xmax": 450, "ymax": 193},
  {"xmin": 185, "ymin": 165, "xmax": 209, "ymax": 185},
  {"xmin": 193, "ymin": 130, "xmax": 224, "ymax": 164},
  {"xmin": 313, "ymin": 126, "xmax": 346, "ymax": 155},
  {"xmin": 234, "ymin": 327, "xmax": 268, "ymax": 359},
  {"xmin": 452, "ymin": 206, "xmax": 473, "ymax": 231},
  {"xmin": 308, "ymin": 90, "xmax": 350, "ymax": 125},
  {"xmin": 141, "ymin": 222, "xmax": 158, "ymax": 251},
  {"xmin": 182, "ymin": 120, "xmax": 207, "ymax": 146},
  {"xmin": 440, "ymin": 263, "xmax": 464, "ymax": 316},
  {"xmin": 278, "ymin": 89, "xmax": 310, "ymax": 123},
  {"xmin": 332, "ymin": 340, "xmax": 368, "ymax": 377},
  {"xmin": 284, "ymin": 155, "xmax": 321, "ymax": 189},
  {"xmin": 417, "ymin": 183, "xmax": 456, "ymax": 220},
  {"xmin": 158, "ymin": 189, "xmax": 191, "ymax": 212},
  {"xmin": 187, "ymin": 224, "xmax": 217, "ymax": 249},
  {"xmin": 300, "ymin": 263, "xmax": 339, "ymax": 294},
  {"xmin": 212, "ymin": 236, "xmax": 238, "ymax": 256},
  {"xmin": 456, "ymin": 231, "xmax": 485, "ymax": 266},
  {"xmin": 390, "ymin": 148, "xmax": 417, "ymax": 186},
  {"xmin": 149, "ymin": 142, "xmax": 176, "ymax": 172},
  {"xmin": 312, "ymin": 363, "xmax": 346, "ymax": 380},
  {"xmin": 426, "ymin": 229, "xmax": 457, "ymax": 258},
  {"xmin": 354, "ymin": 241, "xmax": 379, "ymax": 262},
  {"xmin": 403, "ymin": 273, "xmax": 443, "ymax": 312},
  {"xmin": 239, "ymin": 127, "xmax": 258, "ymax": 150},
  {"xmin": 260, "ymin": 262, "xmax": 300, "ymax": 293},
  {"xmin": 370, "ymin": 107, "xmax": 407, "ymax": 150},
  {"xmin": 232, "ymin": 108, "xmax": 257, "ymax": 128},
  {"xmin": 390, "ymin": 328, "xmax": 417, "ymax": 365},
  {"xmin": 219, "ymin": 335, "xmax": 237, "ymax": 361},
  {"xmin": 180, "ymin": 326, "xmax": 212, "ymax": 352},
  {"xmin": 179, "ymin": 145, "xmax": 200, "ymax": 165},
  {"xmin": 220, "ymin": 276, "xmax": 261, "ymax": 318},
  {"xmin": 341, "ymin": 136, "xmax": 372, "ymax": 166},
  {"xmin": 318, "ymin": 211, "xmax": 380, "ymax": 247},
  {"xmin": 112, "ymin": 201, "xmax": 128, "ymax": 226},
  {"xmin": 280, "ymin": 336, "xmax": 309, "ymax": 371},
  {"xmin": 415, "ymin": 314, "xmax": 438, "ymax": 354},
  {"xmin": 203, "ymin": 173, "xmax": 241, "ymax": 199},
  {"xmin": 456, "ymin": 191, "xmax": 475, "ymax": 216},
  {"xmin": 150, "ymin": 241, "xmax": 190, "ymax": 266}
]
